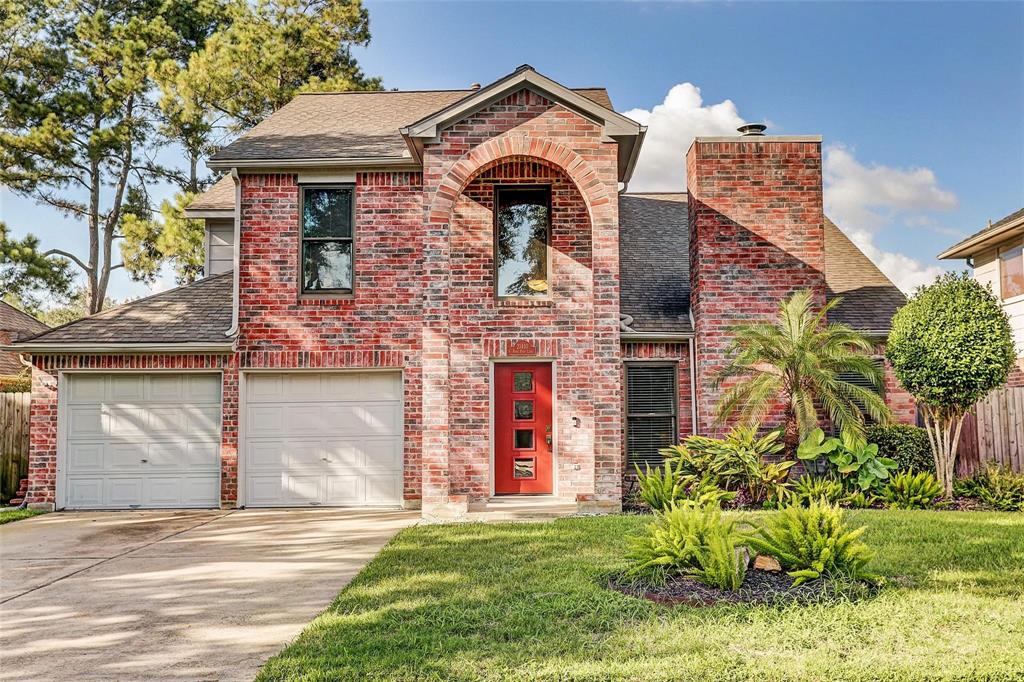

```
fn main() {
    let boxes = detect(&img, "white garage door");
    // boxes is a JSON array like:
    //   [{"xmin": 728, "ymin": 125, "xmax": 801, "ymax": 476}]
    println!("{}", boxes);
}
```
[
  {"xmin": 62, "ymin": 373, "xmax": 221, "ymax": 509},
  {"xmin": 244, "ymin": 372, "xmax": 403, "ymax": 507}
]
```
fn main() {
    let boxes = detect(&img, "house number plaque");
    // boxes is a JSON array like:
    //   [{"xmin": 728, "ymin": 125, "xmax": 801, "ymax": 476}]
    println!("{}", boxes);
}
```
[{"xmin": 507, "ymin": 339, "xmax": 537, "ymax": 356}]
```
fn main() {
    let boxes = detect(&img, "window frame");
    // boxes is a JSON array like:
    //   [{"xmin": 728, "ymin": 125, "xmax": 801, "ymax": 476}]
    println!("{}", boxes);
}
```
[
  {"xmin": 492, "ymin": 184, "xmax": 553, "ymax": 301},
  {"xmin": 298, "ymin": 184, "xmax": 356, "ymax": 297},
  {"xmin": 997, "ymin": 239, "xmax": 1024, "ymax": 303},
  {"xmin": 624, "ymin": 361, "xmax": 679, "ymax": 470}
]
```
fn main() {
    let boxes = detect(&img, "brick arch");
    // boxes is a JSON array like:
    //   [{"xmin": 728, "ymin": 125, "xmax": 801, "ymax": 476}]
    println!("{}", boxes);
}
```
[{"xmin": 427, "ymin": 135, "xmax": 610, "ymax": 224}]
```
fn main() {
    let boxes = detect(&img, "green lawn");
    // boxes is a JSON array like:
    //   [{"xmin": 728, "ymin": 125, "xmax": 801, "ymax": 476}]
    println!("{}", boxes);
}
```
[
  {"xmin": 258, "ymin": 511, "xmax": 1024, "ymax": 682},
  {"xmin": 0, "ymin": 507, "xmax": 44, "ymax": 525}
]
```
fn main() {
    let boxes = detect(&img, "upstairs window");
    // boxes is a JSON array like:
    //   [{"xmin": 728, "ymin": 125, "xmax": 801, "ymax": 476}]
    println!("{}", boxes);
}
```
[
  {"xmin": 999, "ymin": 242, "xmax": 1024, "ymax": 301},
  {"xmin": 494, "ymin": 186, "xmax": 550, "ymax": 299},
  {"xmin": 625, "ymin": 364, "xmax": 678, "ymax": 471},
  {"xmin": 301, "ymin": 186, "xmax": 354, "ymax": 294}
]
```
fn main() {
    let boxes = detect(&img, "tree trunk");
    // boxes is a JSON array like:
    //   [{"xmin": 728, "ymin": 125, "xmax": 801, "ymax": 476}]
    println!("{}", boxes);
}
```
[{"xmin": 922, "ymin": 405, "xmax": 966, "ymax": 498}]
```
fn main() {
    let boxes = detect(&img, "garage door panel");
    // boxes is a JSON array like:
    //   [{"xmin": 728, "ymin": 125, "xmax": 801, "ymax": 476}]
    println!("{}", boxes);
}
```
[
  {"xmin": 365, "ymin": 474, "xmax": 401, "ymax": 505},
  {"xmin": 325, "ymin": 475, "xmax": 361, "ymax": 504},
  {"xmin": 67, "ymin": 442, "xmax": 104, "ymax": 470},
  {"xmin": 361, "ymin": 404, "xmax": 402, "ymax": 434},
  {"xmin": 107, "ymin": 477, "xmax": 144, "ymax": 507},
  {"xmin": 285, "ymin": 475, "xmax": 322, "ymax": 503},
  {"xmin": 110, "ymin": 375, "xmax": 145, "ymax": 400},
  {"xmin": 68, "ymin": 406, "xmax": 104, "ymax": 436},
  {"xmin": 62, "ymin": 373, "xmax": 221, "ymax": 509},
  {"xmin": 247, "ymin": 405, "xmax": 284, "ymax": 435},
  {"xmin": 69, "ymin": 376, "xmax": 105, "ymax": 402},
  {"xmin": 244, "ymin": 372, "xmax": 403, "ymax": 507}
]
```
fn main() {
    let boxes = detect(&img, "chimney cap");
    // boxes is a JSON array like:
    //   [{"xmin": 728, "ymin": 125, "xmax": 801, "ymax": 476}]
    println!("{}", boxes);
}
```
[
  {"xmin": 469, "ymin": 82, "xmax": 481, "ymax": 90},
  {"xmin": 737, "ymin": 123, "xmax": 767, "ymax": 136}
]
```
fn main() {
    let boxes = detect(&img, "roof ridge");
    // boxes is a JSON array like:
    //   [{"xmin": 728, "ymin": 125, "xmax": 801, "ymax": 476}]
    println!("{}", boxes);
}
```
[
  {"xmin": 19, "ymin": 272, "xmax": 233, "ymax": 344},
  {"xmin": 294, "ymin": 86, "xmax": 610, "ymax": 96}
]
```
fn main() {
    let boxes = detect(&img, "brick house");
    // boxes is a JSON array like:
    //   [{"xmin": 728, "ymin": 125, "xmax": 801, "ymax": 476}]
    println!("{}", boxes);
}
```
[{"xmin": 7, "ymin": 66, "xmax": 913, "ymax": 517}]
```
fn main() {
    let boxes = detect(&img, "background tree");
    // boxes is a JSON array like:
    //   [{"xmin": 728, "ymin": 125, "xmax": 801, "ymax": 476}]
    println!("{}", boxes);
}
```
[
  {"xmin": 716, "ymin": 290, "xmax": 892, "ymax": 455},
  {"xmin": 120, "ymin": 0, "xmax": 381, "ymax": 286},
  {"xmin": 886, "ymin": 272, "xmax": 1015, "ymax": 496},
  {"xmin": 0, "ymin": 222, "xmax": 74, "ymax": 313},
  {"xmin": 0, "ymin": 0, "xmax": 185, "ymax": 313}
]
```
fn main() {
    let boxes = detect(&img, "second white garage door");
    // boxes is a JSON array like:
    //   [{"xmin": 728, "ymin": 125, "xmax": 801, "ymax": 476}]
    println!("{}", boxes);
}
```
[{"xmin": 243, "ymin": 372, "xmax": 404, "ymax": 507}]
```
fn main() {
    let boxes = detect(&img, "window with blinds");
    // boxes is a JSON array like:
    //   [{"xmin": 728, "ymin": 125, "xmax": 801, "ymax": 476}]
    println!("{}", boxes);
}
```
[
  {"xmin": 625, "ymin": 364, "xmax": 678, "ymax": 470},
  {"xmin": 839, "ymin": 359, "xmax": 886, "ymax": 423}
]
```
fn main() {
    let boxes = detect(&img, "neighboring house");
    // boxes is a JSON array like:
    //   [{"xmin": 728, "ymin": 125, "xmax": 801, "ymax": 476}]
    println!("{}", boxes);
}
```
[
  {"xmin": 0, "ymin": 302, "xmax": 48, "ymax": 382},
  {"xmin": 939, "ymin": 207, "xmax": 1024, "ymax": 386},
  {"xmin": 6, "ymin": 66, "xmax": 913, "ymax": 517}
]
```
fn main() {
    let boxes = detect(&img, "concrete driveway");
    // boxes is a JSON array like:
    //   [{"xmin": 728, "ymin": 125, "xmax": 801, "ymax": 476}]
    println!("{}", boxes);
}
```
[{"xmin": 0, "ymin": 508, "xmax": 417, "ymax": 681}]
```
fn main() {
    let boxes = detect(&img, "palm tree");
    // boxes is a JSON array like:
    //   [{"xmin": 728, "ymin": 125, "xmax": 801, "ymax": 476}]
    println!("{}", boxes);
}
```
[{"xmin": 715, "ymin": 290, "xmax": 891, "ymax": 455}]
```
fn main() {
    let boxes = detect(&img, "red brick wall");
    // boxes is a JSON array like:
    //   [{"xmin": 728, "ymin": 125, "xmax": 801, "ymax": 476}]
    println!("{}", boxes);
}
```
[
  {"xmin": 25, "ymin": 354, "xmax": 235, "ymax": 508},
  {"xmin": 421, "ymin": 88, "xmax": 622, "ymax": 513},
  {"xmin": 1007, "ymin": 361, "xmax": 1024, "ymax": 388},
  {"xmin": 237, "ymin": 171, "xmax": 425, "ymax": 503},
  {"xmin": 687, "ymin": 138, "xmax": 826, "ymax": 435}
]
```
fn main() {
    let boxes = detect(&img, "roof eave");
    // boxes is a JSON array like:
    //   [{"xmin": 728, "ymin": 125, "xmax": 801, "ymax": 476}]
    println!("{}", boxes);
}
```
[
  {"xmin": 620, "ymin": 331, "xmax": 694, "ymax": 342},
  {"xmin": 183, "ymin": 208, "xmax": 234, "ymax": 219},
  {"xmin": 206, "ymin": 156, "xmax": 419, "ymax": 172},
  {"xmin": 938, "ymin": 214, "xmax": 1024, "ymax": 259},
  {"xmin": 3, "ymin": 341, "xmax": 236, "ymax": 354}
]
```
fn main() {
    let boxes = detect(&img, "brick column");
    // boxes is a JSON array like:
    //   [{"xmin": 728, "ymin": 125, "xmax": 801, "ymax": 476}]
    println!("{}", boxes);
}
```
[{"xmin": 687, "ymin": 136, "xmax": 826, "ymax": 435}]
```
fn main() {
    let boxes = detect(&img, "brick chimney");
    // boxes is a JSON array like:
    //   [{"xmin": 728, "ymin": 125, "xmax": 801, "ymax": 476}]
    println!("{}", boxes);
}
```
[{"xmin": 686, "ymin": 131, "xmax": 826, "ymax": 435}]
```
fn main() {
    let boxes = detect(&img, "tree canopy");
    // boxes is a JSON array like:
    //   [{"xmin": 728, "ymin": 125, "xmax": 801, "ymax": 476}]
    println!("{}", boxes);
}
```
[{"xmin": 886, "ymin": 272, "xmax": 1015, "ymax": 495}]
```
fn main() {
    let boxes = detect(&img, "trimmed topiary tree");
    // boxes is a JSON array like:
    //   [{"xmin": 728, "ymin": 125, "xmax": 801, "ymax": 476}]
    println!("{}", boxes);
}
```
[{"xmin": 886, "ymin": 273, "xmax": 1015, "ymax": 496}]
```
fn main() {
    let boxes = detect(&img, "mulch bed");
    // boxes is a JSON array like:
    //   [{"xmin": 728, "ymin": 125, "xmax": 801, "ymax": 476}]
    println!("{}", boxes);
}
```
[{"xmin": 610, "ymin": 568, "xmax": 877, "ymax": 607}]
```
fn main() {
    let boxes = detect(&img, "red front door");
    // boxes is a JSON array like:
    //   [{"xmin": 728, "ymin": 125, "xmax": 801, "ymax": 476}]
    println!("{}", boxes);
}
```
[{"xmin": 494, "ymin": 362, "xmax": 553, "ymax": 494}]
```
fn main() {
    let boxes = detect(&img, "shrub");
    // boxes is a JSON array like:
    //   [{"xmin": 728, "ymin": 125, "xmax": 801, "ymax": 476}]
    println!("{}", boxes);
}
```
[
  {"xmin": 0, "ymin": 374, "xmax": 31, "ymax": 392},
  {"xmin": 866, "ymin": 424, "xmax": 933, "ymax": 474},
  {"xmin": 662, "ymin": 427, "xmax": 793, "ymax": 504},
  {"xmin": 797, "ymin": 428, "xmax": 898, "ymax": 492},
  {"xmin": 791, "ymin": 474, "xmax": 844, "ymax": 507},
  {"xmin": 887, "ymin": 272, "xmax": 1016, "ymax": 496},
  {"xmin": 956, "ymin": 466, "xmax": 1024, "ymax": 511},
  {"xmin": 745, "ymin": 501, "xmax": 876, "ymax": 586},
  {"xmin": 626, "ymin": 503, "xmax": 749, "ymax": 590},
  {"xmin": 842, "ymin": 490, "xmax": 878, "ymax": 509},
  {"xmin": 881, "ymin": 470, "xmax": 943, "ymax": 509}
]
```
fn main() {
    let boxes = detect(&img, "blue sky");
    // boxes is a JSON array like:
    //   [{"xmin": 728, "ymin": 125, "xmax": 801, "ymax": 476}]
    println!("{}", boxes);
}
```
[{"xmin": 2, "ymin": 0, "xmax": 1022, "ymax": 301}]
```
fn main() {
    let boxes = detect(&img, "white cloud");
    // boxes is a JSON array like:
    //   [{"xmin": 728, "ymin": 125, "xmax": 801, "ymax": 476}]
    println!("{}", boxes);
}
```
[
  {"xmin": 823, "ymin": 145, "xmax": 958, "ymax": 293},
  {"xmin": 624, "ymin": 83, "xmax": 746, "ymax": 192}
]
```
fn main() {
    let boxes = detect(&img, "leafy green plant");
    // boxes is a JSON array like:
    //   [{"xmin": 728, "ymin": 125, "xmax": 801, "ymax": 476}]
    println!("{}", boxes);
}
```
[
  {"xmin": 626, "ymin": 503, "xmax": 749, "ymax": 590},
  {"xmin": 797, "ymin": 429, "xmax": 898, "ymax": 492},
  {"xmin": 955, "ymin": 466, "xmax": 1024, "ymax": 511},
  {"xmin": 881, "ymin": 471, "xmax": 943, "ymax": 509},
  {"xmin": 887, "ymin": 272, "xmax": 1016, "ymax": 496},
  {"xmin": 635, "ymin": 460, "xmax": 689, "ymax": 512},
  {"xmin": 791, "ymin": 474, "xmax": 845, "ymax": 507},
  {"xmin": 866, "ymin": 424, "xmax": 933, "ymax": 474},
  {"xmin": 662, "ymin": 427, "xmax": 793, "ymax": 504},
  {"xmin": 715, "ymin": 290, "xmax": 892, "ymax": 454},
  {"xmin": 745, "ymin": 501, "xmax": 876, "ymax": 586},
  {"xmin": 842, "ymin": 490, "xmax": 878, "ymax": 509}
]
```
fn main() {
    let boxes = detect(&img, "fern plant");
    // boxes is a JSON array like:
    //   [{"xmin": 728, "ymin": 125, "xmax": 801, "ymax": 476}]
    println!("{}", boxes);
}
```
[
  {"xmin": 626, "ymin": 503, "xmax": 749, "ymax": 590},
  {"xmin": 881, "ymin": 471, "xmax": 943, "ymax": 509},
  {"xmin": 634, "ymin": 460, "xmax": 689, "ymax": 512},
  {"xmin": 745, "ymin": 500, "xmax": 876, "ymax": 585},
  {"xmin": 791, "ymin": 474, "xmax": 844, "ymax": 507}
]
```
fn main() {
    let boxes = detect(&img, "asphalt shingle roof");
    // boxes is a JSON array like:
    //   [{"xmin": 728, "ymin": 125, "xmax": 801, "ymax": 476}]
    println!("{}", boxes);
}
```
[
  {"xmin": 187, "ymin": 175, "xmax": 234, "ymax": 211},
  {"xmin": 0, "ymin": 302, "xmax": 48, "ymax": 373},
  {"xmin": 209, "ymin": 88, "xmax": 614, "ymax": 163},
  {"xmin": 616, "ymin": 195, "xmax": 906, "ymax": 335},
  {"xmin": 619, "ymin": 194, "xmax": 692, "ymax": 334},
  {"xmin": 19, "ymin": 272, "xmax": 233, "ymax": 346}
]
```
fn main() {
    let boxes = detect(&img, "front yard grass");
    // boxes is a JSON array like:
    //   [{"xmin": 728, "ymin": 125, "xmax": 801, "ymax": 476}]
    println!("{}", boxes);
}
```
[
  {"xmin": 0, "ymin": 507, "xmax": 44, "ymax": 525},
  {"xmin": 258, "ymin": 511, "xmax": 1024, "ymax": 682}
]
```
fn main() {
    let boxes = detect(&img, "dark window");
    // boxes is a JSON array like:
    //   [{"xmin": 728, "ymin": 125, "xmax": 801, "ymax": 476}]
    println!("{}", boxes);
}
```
[
  {"xmin": 1000, "ymin": 242, "xmax": 1024, "ymax": 300},
  {"xmin": 839, "ymin": 358, "xmax": 886, "ymax": 425},
  {"xmin": 301, "ymin": 186, "xmax": 354, "ymax": 293},
  {"xmin": 495, "ymin": 186, "xmax": 550, "ymax": 298},
  {"xmin": 513, "ymin": 371, "xmax": 534, "ymax": 392},
  {"xmin": 514, "ymin": 429, "xmax": 535, "ymax": 450},
  {"xmin": 514, "ymin": 400, "xmax": 534, "ymax": 421},
  {"xmin": 625, "ymin": 364, "xmax": 678, "ymax": 470}
]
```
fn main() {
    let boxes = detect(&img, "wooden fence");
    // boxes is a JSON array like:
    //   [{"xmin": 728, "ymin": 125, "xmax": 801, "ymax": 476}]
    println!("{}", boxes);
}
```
[
  {"xmin": 1, "ymin": 392, "xmax": 30, "ymax": 503},
  {"xmin": 957, "ymin": 386, "xmax": 1024, "ymax": 475}
]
